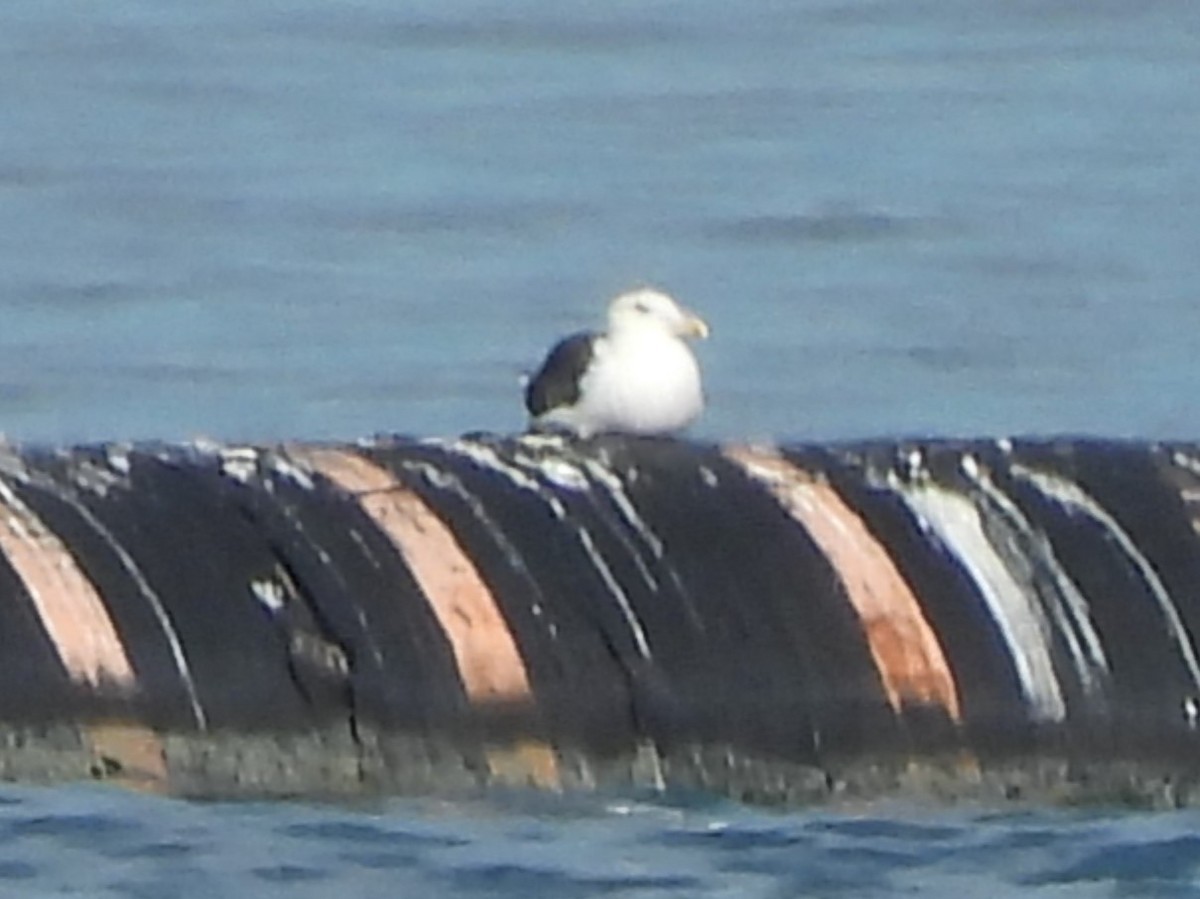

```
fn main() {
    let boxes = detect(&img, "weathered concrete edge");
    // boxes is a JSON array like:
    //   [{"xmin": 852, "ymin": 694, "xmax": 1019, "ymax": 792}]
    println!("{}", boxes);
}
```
[
  {"xmin": 5, "ymin": 724, "xmax": 1200, "ymax": 810},
  {"xmin": 7, "ymin": 434, "xmax": 1200, "ymax": 808}
]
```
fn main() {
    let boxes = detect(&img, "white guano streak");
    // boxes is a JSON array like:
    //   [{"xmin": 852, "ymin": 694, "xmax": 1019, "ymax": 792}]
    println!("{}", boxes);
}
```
[
  {"xmin": 401, "ymin": 458, "xmax": 536, "ymax": 582},
  {"xmin": 1012, "ymin": 463, "xmax": 1200, "ymax": 692},
  {"xmin": 439, "ymin": 440, "xmax": 653, "ymax": 660},
  {"xmin": 963, "ymin": 460, "xmax": 1109, "ymax": 698},
  {"xmin": 514, "ymin": 447, "xmax": 670, "ymax": 600},
  {"xmin": 578, "ymin": 459, "xmax": 664, "ymax": 559},
  {"xmin": 0, "ymin": 475, "xmax": 137, "ymax": 692},
  {"xmin": 58, "ymin": 484, "xmax": 208, "ymax": 729},
  {"xmin": 19, "ymin": 457, "xmax": 207, "ymax": 727},
  {"xmin": 892, "ymin": 475, "xmax": 1067, "ymax": 722},
  {"xmin": 571, "ymin": 458, "xmax": 667, "ymax": 598}
]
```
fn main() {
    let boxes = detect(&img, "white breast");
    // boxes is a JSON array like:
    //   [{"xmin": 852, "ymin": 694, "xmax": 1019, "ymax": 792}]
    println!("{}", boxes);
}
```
[{"xmin": 570, "ymin": 330, "xmax": 704, "ymax": 436}]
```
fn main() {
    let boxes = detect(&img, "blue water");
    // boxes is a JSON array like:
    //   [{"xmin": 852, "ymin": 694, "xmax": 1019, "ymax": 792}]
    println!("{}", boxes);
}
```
[
  {"xmin": 1, "ymin": 784, "xmax": 1199, "ymax": 898},
  {"xmin": 4, "ymin": 0, "xmax": 1200, "ymax": 889},
  {"xmin": 2, "ymin": 1, "xmax": 1199, "ymax": 444}
]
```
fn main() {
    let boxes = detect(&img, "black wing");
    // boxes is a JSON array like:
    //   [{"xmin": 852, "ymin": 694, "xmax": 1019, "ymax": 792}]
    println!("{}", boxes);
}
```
[{"xmin": 524, "ymin": 332, "xmax": 596, "ymax": 416}]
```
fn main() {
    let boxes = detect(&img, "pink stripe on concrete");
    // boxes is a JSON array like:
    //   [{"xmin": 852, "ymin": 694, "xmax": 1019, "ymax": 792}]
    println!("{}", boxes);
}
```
[
  {"xmin": 0, "ymin": 480, "xmax": 136, "ymax": 690},
  {"xmin": 725, "ymin": 446, "xmax": 961, "ymax": 721},
  {"xmin": 293, "ymin": 448, "xmax": 533, "ymax": 705}
]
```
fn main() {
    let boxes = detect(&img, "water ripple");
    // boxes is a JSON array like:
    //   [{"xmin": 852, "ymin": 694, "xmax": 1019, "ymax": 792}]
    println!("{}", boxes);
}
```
[{"xmin": 0, "ymin": 786, "xmax": 1194, "ymax": 896}]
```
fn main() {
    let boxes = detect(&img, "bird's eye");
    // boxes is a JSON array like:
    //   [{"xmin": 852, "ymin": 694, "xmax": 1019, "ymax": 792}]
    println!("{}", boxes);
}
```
[{"xmin": 634, "ymin": 301, "xmax": 650, "ymax": 313}]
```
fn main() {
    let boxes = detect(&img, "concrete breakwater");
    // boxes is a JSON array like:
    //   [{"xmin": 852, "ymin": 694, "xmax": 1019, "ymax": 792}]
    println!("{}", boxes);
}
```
[{"xmin": 1, "ymin": 434, "xmax": 1200, "ymax": 806}]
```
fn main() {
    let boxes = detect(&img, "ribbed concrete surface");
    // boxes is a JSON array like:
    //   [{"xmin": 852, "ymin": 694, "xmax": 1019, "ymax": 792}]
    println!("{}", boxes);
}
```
[{"xmin": 1, "ymin": 434, "xmax": 1200, "ymax": 805}]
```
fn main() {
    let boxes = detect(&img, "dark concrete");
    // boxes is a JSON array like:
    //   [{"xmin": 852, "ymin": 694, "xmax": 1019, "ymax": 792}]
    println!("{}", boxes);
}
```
[{"xmin": 0, "ymin": 435, "xmax": 1199, "ymax": 807}]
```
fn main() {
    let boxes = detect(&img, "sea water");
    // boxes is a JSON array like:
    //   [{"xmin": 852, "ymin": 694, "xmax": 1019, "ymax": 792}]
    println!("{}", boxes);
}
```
[
  {"xmin": 2, "ymin": 0, "xmax": 1200, "ymax": 892},
  {"xmin": 0, "ymin": 784, "xmax": 1199, "ymax": 898},
  {"xmin": 2, "ymin": 1, "xmax": 1199, "ymax": 444}
]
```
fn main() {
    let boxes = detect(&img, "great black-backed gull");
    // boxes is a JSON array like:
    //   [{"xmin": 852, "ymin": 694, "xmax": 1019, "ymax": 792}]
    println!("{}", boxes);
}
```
[{"xmin": 524, "ymin": 288, "xmax": 709, "ymax": 437}]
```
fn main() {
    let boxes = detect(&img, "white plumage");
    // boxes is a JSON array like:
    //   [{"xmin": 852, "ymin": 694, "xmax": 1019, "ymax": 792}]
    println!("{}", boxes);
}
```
[{"xmin": 524, "ymin": 288, "xmax": 709, "ymax": 437}]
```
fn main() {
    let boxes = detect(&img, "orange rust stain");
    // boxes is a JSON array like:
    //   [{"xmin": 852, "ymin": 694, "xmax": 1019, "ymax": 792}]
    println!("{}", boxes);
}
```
[
  {"xmin": 291, "ymin": 448, "xmax": 534, "ymax": 707},
  {"xmin": 85, "ymin": 722, "xmax": 169, "ymax": 792},
  {"xmin": 0, "ymin": 483, "xmax": 136, "ymax": 690},
  {"xmin": 485, "ymin": 740, "xmax": 561, "ymax": 790},
  {"xmin": 724, "ymin": 446, "xmax": 961, "ymax": 721}
]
